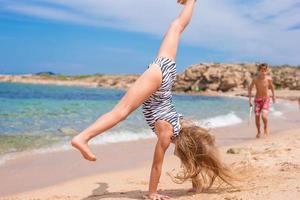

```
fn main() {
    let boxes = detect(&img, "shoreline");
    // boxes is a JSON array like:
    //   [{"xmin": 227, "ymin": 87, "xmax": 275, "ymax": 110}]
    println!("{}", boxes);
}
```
[
  {"xmin": 175, "ymin": 89, "xmax": 300, "ymax": 102},
  {"xmin": 0, "ymin": 100, "xmax": 299, "ymax": 197}
]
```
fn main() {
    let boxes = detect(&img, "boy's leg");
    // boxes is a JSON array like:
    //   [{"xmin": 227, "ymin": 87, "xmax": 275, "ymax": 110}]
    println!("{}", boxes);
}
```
[
  {"xmin": 71, "ymin": 64, "xmax": 163, "ymax": 161},
  {"xmin": 255, "ymin": 114, "xmax": 261, "ymax": 138},
  {"xmin": 254, "ymin": 100, "xmax": 261, "ymax": 138},
  {"xmin": 262, "ymin": 110, "xmax": 269, "ymax": 137}
]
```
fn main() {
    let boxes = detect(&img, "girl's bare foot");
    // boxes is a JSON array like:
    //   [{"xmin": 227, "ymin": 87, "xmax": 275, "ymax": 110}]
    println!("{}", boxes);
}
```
[
  {"xmin": 177, "ymin": 0, "xmax": 196, "ymax": 5},
  {"xmin": 177, "ymin": 0, "xmax": 187, "ymax": 5},
  {"xmin": 71, "ymin": 135, "xmax": 97, "ymax": 161}
]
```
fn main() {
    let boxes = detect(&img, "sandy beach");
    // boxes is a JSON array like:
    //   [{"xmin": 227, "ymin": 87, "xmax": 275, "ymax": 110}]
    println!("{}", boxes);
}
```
[
  {"xmin": 1, "ymin": 0, "xmax": 299, "ymax": 199},
  {"xmin": 0, "ymin": 99, "xmax": 299, "ymax": 200},
  {"xmin": 1, "ymin": 128, "xmax": 299, "ymax": 200}
]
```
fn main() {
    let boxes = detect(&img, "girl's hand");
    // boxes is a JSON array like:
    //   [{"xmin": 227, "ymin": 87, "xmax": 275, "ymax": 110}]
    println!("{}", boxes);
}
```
[{"xmin": 143, "ymin": 193, "xmax": 170, "ymax": 200}]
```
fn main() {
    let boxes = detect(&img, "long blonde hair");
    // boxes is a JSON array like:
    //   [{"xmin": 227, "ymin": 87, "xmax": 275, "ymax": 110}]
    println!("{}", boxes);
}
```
[{"xmin": 171, "ymin": 119, "xmax": 235, "ymax": 191}]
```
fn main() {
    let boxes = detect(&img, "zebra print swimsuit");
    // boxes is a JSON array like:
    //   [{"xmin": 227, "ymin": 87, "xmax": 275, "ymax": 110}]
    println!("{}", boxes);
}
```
[{"xmin": 142, "ymin": 57, "xmax": 183, "ymax": 139}]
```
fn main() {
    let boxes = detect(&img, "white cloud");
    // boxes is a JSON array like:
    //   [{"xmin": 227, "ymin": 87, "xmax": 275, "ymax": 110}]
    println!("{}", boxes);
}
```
[{"xmin": 1, "ymin": 0, "xmax": 299, "ymax": 65}]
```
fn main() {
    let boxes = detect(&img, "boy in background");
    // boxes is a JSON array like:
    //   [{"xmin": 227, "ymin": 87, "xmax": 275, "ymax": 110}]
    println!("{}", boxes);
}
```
[{"xmin": 249, "ymin": 63, "xmax": 276, "ymax": 138}]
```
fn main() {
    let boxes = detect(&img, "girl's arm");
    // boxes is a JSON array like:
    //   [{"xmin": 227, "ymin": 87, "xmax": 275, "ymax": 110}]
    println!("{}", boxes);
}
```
[{"xmin": 148, "ymin": 137, "xmax": 171, "ymax": 198}]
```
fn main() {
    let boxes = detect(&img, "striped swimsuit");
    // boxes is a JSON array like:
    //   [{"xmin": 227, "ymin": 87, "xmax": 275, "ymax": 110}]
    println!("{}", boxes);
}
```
[{"xmin": 142, "ymin": 57, "xmax": 183, "ymax": 139}]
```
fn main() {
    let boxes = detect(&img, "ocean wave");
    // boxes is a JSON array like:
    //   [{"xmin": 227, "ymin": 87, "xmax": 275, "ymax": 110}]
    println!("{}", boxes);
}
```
[
  {"xmin": 269, "ymin": 107, "xmax": 283, "ymax": 117},
  {"xmin": 0, "ymin": 129, "xmax": 156, "ymax": 165},
  {"xmin": 0, "ymin": 154, "xmax": 14, "ymax": 166},
  {"xmin": 91, "ymin": 129, "xmax": 155, "ymax": 145},
  {"xmin": 196, "ymin": 112, "xmax": 243, "ymax": 129},
  {"xmin": 0, "ymin": 112, "xmax": 245, "ymax": 165},
  {"xmin": 0, "ymin": 113, "xmax": 243, "ymax": 164}
]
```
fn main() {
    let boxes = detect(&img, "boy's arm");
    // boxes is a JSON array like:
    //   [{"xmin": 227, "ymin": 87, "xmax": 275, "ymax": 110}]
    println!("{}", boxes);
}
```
[
  {"xmin": 269, "ymin": 78, "xmax": 276, "ymax": 103},
  {"xmin": 248, "ymin": 80, "xmax": 255, "ymax": 106}
]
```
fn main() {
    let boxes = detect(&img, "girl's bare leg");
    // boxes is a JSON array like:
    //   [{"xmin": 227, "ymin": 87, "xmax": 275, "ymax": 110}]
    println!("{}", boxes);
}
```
[
  {"xmin": 71, "ymin": 64, "xmax": 162, "ymax": 161},
  {"xmin": 157, "ymin": 0, "xmax": 197, "ymax": 60}
]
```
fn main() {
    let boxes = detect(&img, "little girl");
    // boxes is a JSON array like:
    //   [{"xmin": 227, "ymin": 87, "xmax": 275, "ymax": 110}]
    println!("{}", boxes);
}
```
[{"xmin": 72, "ymin": 0, "xmax": 233, "ymax": 199}]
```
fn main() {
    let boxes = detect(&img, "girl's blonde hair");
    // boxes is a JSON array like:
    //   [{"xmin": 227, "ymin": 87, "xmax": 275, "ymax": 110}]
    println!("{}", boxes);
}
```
[{"xmin": 171, "ymin": 118, "xmax": 235, "ymax": 191}]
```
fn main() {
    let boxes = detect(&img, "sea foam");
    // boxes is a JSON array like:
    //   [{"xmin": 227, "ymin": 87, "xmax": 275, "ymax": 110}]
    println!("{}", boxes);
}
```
[{"xmin": 196, "ymin": 112, "xmax": 243, "ymax": 129}]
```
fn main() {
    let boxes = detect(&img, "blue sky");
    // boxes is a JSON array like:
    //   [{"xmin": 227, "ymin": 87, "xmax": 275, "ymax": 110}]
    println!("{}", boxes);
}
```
[{"xmin": 0, "ymin": 0, "xmax": 299, "ymax": 75}]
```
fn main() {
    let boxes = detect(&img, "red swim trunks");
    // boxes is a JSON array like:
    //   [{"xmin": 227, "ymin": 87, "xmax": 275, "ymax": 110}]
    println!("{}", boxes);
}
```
[{"xmin": 254, "ymin": 97, "xmax": 270, "ymax": 116}]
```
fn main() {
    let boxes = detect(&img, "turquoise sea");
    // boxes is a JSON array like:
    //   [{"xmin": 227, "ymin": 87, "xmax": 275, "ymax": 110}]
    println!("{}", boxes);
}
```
[{"xmin": 0, "ymin": 82, "xmax": 252, "ymax": 156}]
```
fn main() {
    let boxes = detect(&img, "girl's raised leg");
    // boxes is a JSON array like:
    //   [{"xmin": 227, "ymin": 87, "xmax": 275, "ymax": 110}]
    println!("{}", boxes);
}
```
[
  {"xmin": 157, "ymin": 0, "xmax": 197, "ymax": 60},
  {"xmin": 71, "ymin": 64, "xmax": 163, "ymax": 161}
]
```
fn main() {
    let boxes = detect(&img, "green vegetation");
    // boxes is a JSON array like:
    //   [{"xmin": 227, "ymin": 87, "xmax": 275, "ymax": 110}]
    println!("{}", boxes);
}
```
[
  {"xmin": 38, "ymin": 74, "xmax": 69, "ymax": 80},
  {"xmin": 72, "ymin": 74, "xmax": 104, "ymax": 80},
  {"xmin": 274, "ymin": 83, "xmax": 282, "ymax": 90},
  {"xmin": 192, "ymin": 86, "xmax": 206, "ymax": 92},
  {"xmin": 37, "ymin": 73, "xmax": 104, "ymax": 80}
]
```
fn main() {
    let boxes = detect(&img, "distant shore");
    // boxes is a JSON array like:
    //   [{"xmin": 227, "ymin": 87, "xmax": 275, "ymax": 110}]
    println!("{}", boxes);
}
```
[
  {"xmin": 1, "ymin": 62, "xmax": 300, "ymax": 98},
  {"xmin": 1, "ymin": 74, "xmax": 299, "ymax": 102},
  {"xmin": 0, "ymin": 73, "xmax": 139, "ymax": 89}
]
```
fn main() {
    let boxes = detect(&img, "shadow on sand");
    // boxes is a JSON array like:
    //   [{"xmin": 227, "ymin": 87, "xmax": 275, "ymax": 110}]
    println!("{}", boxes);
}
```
[{"xmin": 81, "ymin": 182, "xmax": 236, "ymax": 200}]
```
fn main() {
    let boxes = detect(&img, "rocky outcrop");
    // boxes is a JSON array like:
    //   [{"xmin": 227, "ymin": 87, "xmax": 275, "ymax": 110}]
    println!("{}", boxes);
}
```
[
  {"xmin": 96, "ymin": 75, "xmax": 139, "ymax": 89},
  {"xmin": 271, "ymin": 67, "xmax": 300, "ymax": 90},
  {"xmin": 0, "ymin": 63, "xmax": 299, "ymax": 92},
  {"xmin": 173, "ymin": 63, "xmax": 300, "ymax": 92},
  {"xmin": 0, "ymin": 74, "xmax": 139, "ymax": 89}
]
